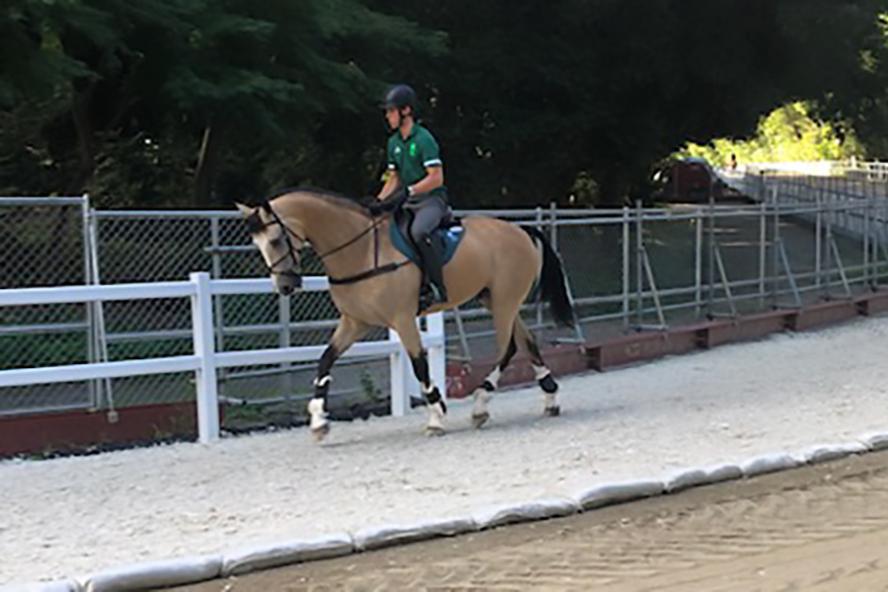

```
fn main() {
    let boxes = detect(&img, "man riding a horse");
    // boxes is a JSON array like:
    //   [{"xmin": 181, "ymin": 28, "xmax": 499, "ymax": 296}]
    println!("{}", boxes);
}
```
[
  {"xmin": 236, "ymin": 83, "xmax": 575, "ymax": 441},
  {"xmin": 369, "ymin": 84, "xmax": 450, "ymax": 312}
]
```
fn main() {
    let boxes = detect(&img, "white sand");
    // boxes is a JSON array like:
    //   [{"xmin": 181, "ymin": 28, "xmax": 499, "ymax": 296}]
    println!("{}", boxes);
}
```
[{"xmin": 3, "ymin": 316, "xmax": 888, "ymax": 584}]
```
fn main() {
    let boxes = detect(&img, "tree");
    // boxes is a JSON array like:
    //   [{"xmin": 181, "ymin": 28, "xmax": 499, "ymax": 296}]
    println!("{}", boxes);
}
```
[
  {"xmin": 0, "ymin": 0, "xmax": 446, "ymax": 206},
  {"xmin": 679, "ymin": 102, "xmax": 866, "ymax": 166}
]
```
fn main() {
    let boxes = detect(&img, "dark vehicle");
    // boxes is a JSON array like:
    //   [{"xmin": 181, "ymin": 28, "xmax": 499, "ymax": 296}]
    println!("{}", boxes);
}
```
[{"xmin": 652, "ymin": 157, "xmax": 737, "ymax": 203}]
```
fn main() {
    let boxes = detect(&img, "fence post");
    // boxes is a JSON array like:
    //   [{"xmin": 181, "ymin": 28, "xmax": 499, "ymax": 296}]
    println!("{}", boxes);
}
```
[
  {"xmin": 81, "ymin": 195, "xmax": 98, "ymax": 408},
  {"xmin": 190, "ymin": 272, "xmax": 220, "ymax": 443},
  {"xmin": 535, "ymin": 206, "xmax": 544, "ymax": 326},
  {"xmin": 694, "ymin": 207, "xmax": 703, "ymax": 319},
  {"xmin": 622, "ymin": 206, "xmax": 630, "ymax": 332},
  {"xmin": 389, "ymin": 328, "xmax": 410, "ymax": 417}
]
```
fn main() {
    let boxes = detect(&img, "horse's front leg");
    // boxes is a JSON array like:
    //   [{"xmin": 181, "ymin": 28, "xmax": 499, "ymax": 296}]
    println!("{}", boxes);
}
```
[
  {"xmin": 392, "ymin": 315, "xmax": 447, "ymax": 436},
  {"xmin": 309, "ymin": 315, "xmax": 370, "ymax": 442}
]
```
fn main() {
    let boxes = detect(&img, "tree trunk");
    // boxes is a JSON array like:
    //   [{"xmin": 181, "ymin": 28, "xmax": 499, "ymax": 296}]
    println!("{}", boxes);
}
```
[
  {"xmin": 68, "ymin": 82, "xmax": 96, "ymax": 194},
  {"xmin": 194, "ymin": 124, "xmax": 225, "ymax": 206}
]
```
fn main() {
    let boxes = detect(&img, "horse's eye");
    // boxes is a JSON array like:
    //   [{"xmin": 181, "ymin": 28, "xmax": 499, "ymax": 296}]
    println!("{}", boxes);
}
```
[{"xmin": 269, "ymin": 236, "xmax": 283, "ymax": 248}]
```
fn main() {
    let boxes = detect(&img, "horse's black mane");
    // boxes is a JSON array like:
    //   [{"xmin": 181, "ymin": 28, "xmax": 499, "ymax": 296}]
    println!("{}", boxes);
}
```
[{"xmin": 265, "ymin": 185, "xmax": 371, "ymax": 214}]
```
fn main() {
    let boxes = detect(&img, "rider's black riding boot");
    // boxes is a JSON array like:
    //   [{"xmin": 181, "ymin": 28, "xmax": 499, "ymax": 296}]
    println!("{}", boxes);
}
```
[{"xmin": 416, "ymin": 237, "xmax": 449, "ymax": 312}]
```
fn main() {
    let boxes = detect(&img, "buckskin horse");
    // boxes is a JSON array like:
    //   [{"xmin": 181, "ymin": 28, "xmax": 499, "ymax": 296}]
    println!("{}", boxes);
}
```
[{"xmin": 236, "ymin": 188, "xmax": 575, "ymax": 440}]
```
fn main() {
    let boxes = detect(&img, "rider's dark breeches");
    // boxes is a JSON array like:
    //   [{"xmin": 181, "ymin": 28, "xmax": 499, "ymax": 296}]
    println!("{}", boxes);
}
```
[{"xmin": 408, "ymin": 194, "xmax": 449, "ymax": 244}]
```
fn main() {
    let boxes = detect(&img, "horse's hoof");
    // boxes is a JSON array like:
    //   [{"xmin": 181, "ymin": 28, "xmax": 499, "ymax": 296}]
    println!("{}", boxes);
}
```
[
  {"xmin": 425, "ymin": 426, "xmax": 446, "ymax": 437},
  {"xmin": 544, "ymin": 405, "xmax": 561, "ymax": 417},
  {"xmin": 311, "ymin": 423, "xmax": 330, "ymax": 442},
  {"xmin": 472, "ymin": 412, "xmax": 490, "ymax": 429}
]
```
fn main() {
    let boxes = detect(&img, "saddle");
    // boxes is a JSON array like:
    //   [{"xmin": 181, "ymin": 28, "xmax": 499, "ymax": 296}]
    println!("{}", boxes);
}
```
[{"xmin": 390, "ymin": 209, "xmax": 465, "ymax": 269}]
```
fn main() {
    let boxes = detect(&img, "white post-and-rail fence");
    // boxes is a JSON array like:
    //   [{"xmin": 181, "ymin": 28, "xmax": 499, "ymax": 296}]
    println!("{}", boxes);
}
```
[{"xmin": 0, "ymin": 272, "xmax": 446, "ymax": 443}]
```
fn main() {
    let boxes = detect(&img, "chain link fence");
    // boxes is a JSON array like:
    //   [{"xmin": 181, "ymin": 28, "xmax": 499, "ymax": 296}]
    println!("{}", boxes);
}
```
[
  {"xmin": 0, "ymin": 197, "xmax": 94, "ymax": 415},
  {"xmin": 3, "ymin": 172, "xmax": 888, "ymax": 430}
]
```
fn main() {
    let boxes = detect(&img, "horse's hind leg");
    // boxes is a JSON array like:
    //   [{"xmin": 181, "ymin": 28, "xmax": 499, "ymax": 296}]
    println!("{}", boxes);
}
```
[
  {"xmin": 513, "ymin": 316, "xmax": 560, "ymax": 416},
  {"xmin": 471, "ymin": 293, "xmax": 521, "ymax": 428}
]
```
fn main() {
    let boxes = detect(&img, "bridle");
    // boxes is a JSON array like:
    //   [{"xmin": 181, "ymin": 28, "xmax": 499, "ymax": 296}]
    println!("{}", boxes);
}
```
[{"xmin": 247, "ymin": 201, "xmax": 408, "ymax": 287}]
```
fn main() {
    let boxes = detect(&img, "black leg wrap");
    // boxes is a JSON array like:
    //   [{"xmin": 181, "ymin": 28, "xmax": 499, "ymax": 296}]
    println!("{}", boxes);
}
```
[
  {"xmin": 426, "ymin": 387, "xmax": 447, "ymax": 413},
  {"xmin": 410, "ymin": 351, "xmax": 431, "ymax": 386},
  {"xmin": 314, "ymin": 345, "xmax": 339, "ymax": 400},
  {"xmin": 526, "ymin": 338, "xmax": 544, "ymax": 367},
  {"xmin": 539, "ymin": 373, "xmax": 558, "ymax": 394},
  {"xmin": 481, "ymin": 380, "xmax": 496, "ymax": 392},
  {"xmin": 313, "ymin": 376, "xmax": 331, "ymax": 399},
  {"xmin": 499, "ymin": 336, "xmax": 518, "ymax": 371}
]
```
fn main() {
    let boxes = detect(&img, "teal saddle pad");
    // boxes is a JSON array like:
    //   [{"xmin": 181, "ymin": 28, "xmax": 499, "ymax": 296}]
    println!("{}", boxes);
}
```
[{"xmin": 390, "ymin": 214, "xmax": 465, "ymax": 266}]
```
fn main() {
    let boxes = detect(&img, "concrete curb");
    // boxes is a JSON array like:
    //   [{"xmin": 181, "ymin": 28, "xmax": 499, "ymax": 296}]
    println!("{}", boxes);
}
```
[{"xmin": 9, "ymin": 430, "xmax": 888, "ymax": 592}]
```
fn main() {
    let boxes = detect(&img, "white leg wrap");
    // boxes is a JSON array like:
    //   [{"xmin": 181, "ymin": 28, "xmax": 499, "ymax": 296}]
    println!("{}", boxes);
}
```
[
  {"xmin": 427, "ymin": 401, "xmax": 446, "ymax": 431},
  {"xmin": 485, "ymin": 367, "xmax": 501, "ymax": 389},
  {"xmin": 544, "ymin": 392, "xmax": 557, "ymax": 409},
  {"xmin": 313, "ymin": 375, "xmax": 332, "ymax": 387},
  {"xmin": 422, "ymin": 382, "xmax": 436, "ymax": 395},
  {"xmin": 307, "ymin": 397, "xmax": 328, "ymax": 430},
  {"xmin": 473, "ymin": 388, "xmax": 492, "ymax": 417},
  {"xmin": 533, "ymin": 364, "xmax": 551, "ymax": 381}
]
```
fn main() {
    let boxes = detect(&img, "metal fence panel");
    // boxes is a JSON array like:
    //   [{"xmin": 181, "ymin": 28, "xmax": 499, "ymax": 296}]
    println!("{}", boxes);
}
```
[{"xmin": 0, "ymin": 197, "xmax": 93, "ymax": 415}]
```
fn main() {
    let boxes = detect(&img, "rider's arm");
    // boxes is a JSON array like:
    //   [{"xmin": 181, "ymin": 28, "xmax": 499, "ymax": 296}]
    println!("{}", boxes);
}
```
[
  {"xmin": 407, "ymin": 165, "xmax": 443, "ymax": 196},
  {"xmin": 378, "ymin": 170, "xmax": 400, "ymax": 199},
  {"xmin": 378, "ymin": 136, "xmax": 401, "ymax": 199}
]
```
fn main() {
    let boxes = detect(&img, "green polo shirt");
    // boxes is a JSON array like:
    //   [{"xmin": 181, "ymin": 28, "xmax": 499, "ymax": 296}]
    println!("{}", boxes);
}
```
[{"xmin": 386, "ymin": 123, "xmax": 446, "ymax": 197}]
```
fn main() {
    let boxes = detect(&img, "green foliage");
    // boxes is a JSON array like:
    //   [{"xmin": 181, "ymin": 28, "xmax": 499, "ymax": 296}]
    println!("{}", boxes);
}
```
[
  {"xmin": 679, "ymin": 102, "xmax": 867, "ymax": 167},
  {"xmin": 0, "ymin": 1, "xmax": 886, "ymax": 208},
  {"xmin": 359, "ymin": 370, "xmax": 383, "ymax": 403}
]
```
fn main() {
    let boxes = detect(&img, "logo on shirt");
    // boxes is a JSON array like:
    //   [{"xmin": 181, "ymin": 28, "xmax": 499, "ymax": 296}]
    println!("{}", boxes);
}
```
[
  {"xmin": 394, "ymin": 146, "xmax": 402, "ymax": 156},
  {"xmin": 409, "ymin": 143, "xmax": 417, "ymax": 157}
]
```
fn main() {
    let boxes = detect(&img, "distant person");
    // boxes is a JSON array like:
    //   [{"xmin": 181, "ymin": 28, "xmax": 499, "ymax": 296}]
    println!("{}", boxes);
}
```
[{"xmin": 729, "ymin": 153, "xmax": 738, "ymax": 171}]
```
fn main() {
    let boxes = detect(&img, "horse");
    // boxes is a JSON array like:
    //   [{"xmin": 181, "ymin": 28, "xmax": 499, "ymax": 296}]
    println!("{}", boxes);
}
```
[{"xmin": 235, "ymin": 188, "xmax": 575, "ymax": 440}]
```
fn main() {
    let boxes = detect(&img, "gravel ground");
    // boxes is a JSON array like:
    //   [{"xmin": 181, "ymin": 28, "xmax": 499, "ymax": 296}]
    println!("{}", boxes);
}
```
[{"xmin": 3, "ymin": 315, "xmax": 888, "ymax": 585}]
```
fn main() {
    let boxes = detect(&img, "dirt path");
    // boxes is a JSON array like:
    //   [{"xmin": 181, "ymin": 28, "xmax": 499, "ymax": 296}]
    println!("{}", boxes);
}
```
[{"xmin": 176, "ymin": 450, "xmax": 888, "ymax": 592}]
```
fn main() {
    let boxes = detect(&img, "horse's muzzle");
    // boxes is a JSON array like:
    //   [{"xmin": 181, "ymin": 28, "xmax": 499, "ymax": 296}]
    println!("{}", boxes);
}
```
[{"xmin": 274, "ymin": 272, "xmax": 302, "ymax": 296}]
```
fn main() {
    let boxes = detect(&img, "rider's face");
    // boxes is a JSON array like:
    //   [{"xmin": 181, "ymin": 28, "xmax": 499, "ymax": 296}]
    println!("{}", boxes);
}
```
[
  {"xmin": 384, "ymin": 106, "xmax": 410, "ymax": 131},
  {"xmin": 384, "ymin": 107, "xmax": 400, "ymax": 130}
]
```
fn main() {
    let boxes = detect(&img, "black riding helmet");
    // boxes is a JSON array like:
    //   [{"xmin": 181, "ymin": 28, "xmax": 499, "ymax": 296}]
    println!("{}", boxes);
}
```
[{"xmin": 382, "ymin": 84, "xmax": 417, "ymax": 113}]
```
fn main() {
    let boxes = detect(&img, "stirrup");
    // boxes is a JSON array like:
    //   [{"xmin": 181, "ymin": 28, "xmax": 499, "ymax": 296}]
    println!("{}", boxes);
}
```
[{"xmin": 418, "ymin": 283, "xmax": 447, "ymax": 313}]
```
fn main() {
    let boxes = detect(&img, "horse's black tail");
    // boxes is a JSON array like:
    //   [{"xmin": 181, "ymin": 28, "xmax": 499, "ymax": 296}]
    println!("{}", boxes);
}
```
[{"xmin": 522, "ymin": 226, "xmax": 576, "ymax": 328}]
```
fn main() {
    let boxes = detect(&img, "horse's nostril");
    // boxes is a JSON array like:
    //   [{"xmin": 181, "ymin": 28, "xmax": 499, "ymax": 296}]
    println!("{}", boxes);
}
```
[{"xmin": 280, "ymin": 285, "xmax": 293, "ymax": 296}]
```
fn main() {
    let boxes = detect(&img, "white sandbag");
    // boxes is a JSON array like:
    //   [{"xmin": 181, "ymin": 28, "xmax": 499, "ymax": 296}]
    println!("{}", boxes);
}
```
[
  {"xmin": 573, "ymin": 480, "xmax": 664, "ymax": 511},
  {"xmin": 798, "ymin": 441, "xmax": 867, "ymax": 465},
  {"xmin": 79, "ymin": 555, "xmax": 221, "ymax": 592},
  {"xmin": 473, "ymin": 498, "xmax": 579, "ymax": 530},
  {"xmin": 664, "ymin": 468, "xmax": 708, "ymax": 493},
  {"xmin": 740, "ymin": 453, "xmax": 799, "ymax": 477},
  {"xmin": 1, "ymin": 580, "xmax": 81, "ymax": 592},
  {"xmin": 859, "ymin": 431, "xmax": 888, "ymax": 451},
  {"xmin": 222, "ymin": 533, "xmax": 354, "ymax": 576},
  {"xmin": 353, "ymin": 517, "xmax": 476, "ymax": 551},
  {"xmin": 664, "ymin": 464, "xmax": 744, "ymax": 493}
]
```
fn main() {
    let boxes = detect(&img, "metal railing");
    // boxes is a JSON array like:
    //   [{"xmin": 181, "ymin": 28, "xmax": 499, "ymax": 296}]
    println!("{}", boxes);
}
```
[{"xmin": 2, "ymin": 165, "xmax": 888, "ymax": 419}]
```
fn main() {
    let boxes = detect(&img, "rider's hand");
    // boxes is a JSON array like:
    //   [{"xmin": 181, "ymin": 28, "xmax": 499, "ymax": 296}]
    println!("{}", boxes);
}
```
[
  {"xmin": 367, "ymin": 200, "xmax": 387, "ymax": 216},
  {"xmin": 367, "ymin": 186, "xmax": 409, "ymax": 217}
]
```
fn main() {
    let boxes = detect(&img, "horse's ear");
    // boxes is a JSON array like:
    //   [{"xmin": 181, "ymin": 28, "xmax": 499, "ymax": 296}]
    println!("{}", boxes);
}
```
[{"xmin": 234, "ymin": 202, "xmax": 254, "ymax": 217}]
